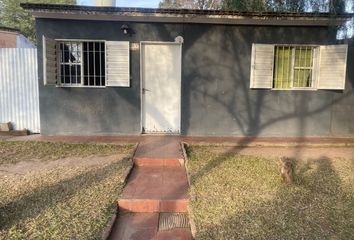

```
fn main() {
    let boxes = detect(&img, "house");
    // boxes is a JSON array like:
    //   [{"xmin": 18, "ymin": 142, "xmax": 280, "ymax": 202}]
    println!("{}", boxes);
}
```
[
  {"xmin": 21, "ymin": 3, "xmax": 354, "ymax": 137},
  {"xmin": 0, "ymin": 26, "xmax": 35, "ymax": 48}
]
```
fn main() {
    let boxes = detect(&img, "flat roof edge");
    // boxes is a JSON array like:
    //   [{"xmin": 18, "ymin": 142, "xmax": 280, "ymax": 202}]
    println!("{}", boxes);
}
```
[
  {"xmin": 29, "ymin": 11, "xmax": 347, "ymax": 26},
  {"xmin": 21, "ymin": 3, "xmax": 352, "ymax": 26}
]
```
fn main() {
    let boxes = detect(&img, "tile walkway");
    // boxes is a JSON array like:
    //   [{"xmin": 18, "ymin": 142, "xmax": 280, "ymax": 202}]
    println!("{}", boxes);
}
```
[{"xmin": 109, "ymin": 136, "xmax": 192, "ymax": 240}]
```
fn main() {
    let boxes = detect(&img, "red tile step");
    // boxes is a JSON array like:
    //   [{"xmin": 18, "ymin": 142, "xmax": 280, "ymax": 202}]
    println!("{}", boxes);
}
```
[
  {"xmin": 118, "ymin": 166, "xmax": 189, "ymax": 213},
  {"xmin": 134, "ymin": 136, "xmax": 184, "ymax": 160},
  {"xmin": 133, "ymin": 157, "xmax": 183, "ymax": 167}
]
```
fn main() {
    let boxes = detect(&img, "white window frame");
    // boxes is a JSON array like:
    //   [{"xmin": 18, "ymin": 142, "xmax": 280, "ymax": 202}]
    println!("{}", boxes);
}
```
[
  {"xmin": 56, "ymin": 39, "xmax": 106, "ymax": 88},
  {"xmin": 272, "ymin": 44, "xmax": 319, "ymax": 91}
]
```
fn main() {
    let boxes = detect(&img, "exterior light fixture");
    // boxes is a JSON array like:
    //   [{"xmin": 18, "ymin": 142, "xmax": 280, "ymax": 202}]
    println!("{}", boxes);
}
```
[{"xmin": 121, "ymin": 24, "xmax": 129, "ymax": 35}]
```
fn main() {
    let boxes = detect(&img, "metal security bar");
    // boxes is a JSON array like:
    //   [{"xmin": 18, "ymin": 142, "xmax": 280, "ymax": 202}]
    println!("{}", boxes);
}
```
[
  {"xmin": 293, "ymin": 46, "xmax": 314, "ymax": 88},
  {"xmin": 58, "ymin": 41, "xmax": 105, "ymax": 87},
  {"xmin": 273, "ymin": 45, "xmax": 315, "ymax": 89},
  {"xmin": 83, "ymin": 42, "xmax": 106, "ymax": 87},
  {"xmin": 59, "ymin": 42, "xmax": 82, "ymax": 85}
]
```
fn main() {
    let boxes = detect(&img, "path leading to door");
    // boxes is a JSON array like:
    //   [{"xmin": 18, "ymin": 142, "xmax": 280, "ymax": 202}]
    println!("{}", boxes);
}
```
[{"xmin": 109, "ymin": 137, "xmax": 193, "ymax": 240}]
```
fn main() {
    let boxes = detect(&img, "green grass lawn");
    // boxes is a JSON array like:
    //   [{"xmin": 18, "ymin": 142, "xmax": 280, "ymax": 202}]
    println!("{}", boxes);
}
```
[
  {"xmin": 187, "ymin": 146, "xmax": 354, "ymax": 240},
  {"xmin": 0, "ymin": 141, "xmax": 134, "ymax": 239}
]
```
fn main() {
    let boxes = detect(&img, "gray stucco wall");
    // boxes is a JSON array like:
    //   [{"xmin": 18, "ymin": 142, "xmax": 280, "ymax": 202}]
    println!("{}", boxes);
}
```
[{"xmin": 36, "ymin": 18, "xmax": 354, "ymax": 136}]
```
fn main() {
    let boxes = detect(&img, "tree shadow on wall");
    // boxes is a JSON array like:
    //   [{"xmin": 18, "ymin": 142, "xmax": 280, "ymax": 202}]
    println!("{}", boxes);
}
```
[
  {"xmin": 165, "ymin": 24, "xmax": 354, "ymax": 239},
  {"xmin": 177, "ymin": 24, "xmax": 354, "ymax": 182}
]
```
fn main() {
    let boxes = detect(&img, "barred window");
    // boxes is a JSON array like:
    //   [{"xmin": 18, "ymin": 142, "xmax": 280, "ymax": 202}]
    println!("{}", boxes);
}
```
[
  {"xmin": 58, "ymin": 41, "xmax": 105, "ymax": 87},
  {"xmin": 273, "ymin": 45, "xmax": 316, "ymax": 89},
  {"xmin": 43, "ymin": 37, "xmax": 130, "ymax": 87}
]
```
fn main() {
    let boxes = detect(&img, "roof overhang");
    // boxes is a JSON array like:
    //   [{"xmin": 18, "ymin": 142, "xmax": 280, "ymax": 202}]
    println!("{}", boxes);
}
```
[
  {"xmin": 21, "ymin": 3, "xmax": 353, "ymax": 26},
  {"xmin": 0, "ymin": 26, "xmax": 21, "ymax": 34}
]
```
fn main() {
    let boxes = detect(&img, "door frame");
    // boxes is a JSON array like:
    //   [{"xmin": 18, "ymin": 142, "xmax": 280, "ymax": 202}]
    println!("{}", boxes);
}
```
[{"xmin": 140, "ymin": 41, "xmax": 182, "ymax": 134}]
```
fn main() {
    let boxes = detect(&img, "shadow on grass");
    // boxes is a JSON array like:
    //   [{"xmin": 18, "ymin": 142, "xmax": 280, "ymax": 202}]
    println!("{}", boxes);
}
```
[
  {"xmin": 191, "ymin": 155, "xmax": 354, "ymax": 239},
  {"xmin": 0, "ymin": 158, "xmax": 129, "ymax": 232}
]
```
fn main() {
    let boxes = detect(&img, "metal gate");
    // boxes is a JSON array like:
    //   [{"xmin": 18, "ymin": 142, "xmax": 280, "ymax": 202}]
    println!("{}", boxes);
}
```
[{"xmin": 0, "ymin": 48, "xmax": 40, "ymax": 133}]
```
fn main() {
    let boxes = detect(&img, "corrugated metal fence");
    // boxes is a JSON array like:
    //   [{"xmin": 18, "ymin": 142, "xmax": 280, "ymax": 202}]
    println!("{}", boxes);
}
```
[{"xmin": 0, "ymin": 48, "xmax": 40, "ymax": 133}]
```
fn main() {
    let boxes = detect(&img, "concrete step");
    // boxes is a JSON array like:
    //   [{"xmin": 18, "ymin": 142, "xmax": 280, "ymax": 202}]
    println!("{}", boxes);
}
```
[{"xmin": 118, "ymin": 166, "xmax": 189, "ymax": 213}]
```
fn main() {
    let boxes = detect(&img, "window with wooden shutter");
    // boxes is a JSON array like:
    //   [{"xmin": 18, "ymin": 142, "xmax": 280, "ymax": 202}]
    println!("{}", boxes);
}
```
[
  {"xmin": 317, "ymin": 44, "xmax": 348, "ymax": 90},
  {"xmin": 250, "ymin": 44, "xmax": 275, "ymax": 89},
  {"xmin": 273, "ymin": 45, "xmax": 317, "ymax": 89},
  {"xmin": 42, "ymin": 35, "xmax": 57, "ymax": 85},
  {"xmin": 57, "ymin": 41, "xmax": 106, "ymax": 87},
  {"xmin": 250, "ymin": 43, "xmax": 348, "ymax": 90},
  {"xmin": 105, "ymin": 41, "xmax": 130, "ymax": 87}
]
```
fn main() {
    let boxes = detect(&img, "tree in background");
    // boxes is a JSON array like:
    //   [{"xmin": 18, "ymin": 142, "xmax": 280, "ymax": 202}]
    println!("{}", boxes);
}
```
[
  {"xmin": 159, "ymin": 0, "xmax": 354, "ymax": 38},
  {"xmin": 269, "ymin": 0, "xmax": 306, "ymax": 12},
  {"xmin": 0, "ymin": 0, "xmax": 75, "ymax": 43},
  {"xmin": 159, "ymin": 0, "xmax": 352, "ymax": 13},
  {"xmin": 222, "ymin": 0, "xmax": 269, "ymax": 11},
  {"xmin": 159, "ymin": 0, "xmax": 223, "ymax": 9},
  {"xmin": 222, "ymin": 0, "xmax": 350, "ymax": 12}
]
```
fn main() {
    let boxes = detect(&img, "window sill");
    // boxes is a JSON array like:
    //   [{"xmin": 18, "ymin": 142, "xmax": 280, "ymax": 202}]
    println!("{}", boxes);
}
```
[
  {"xmin": 56, "ymin": 85, "xmax": 106, "ymax": 88},
  {"xmin": 271, "ymin": 88, "xmax": 317, "ymax": 91}
]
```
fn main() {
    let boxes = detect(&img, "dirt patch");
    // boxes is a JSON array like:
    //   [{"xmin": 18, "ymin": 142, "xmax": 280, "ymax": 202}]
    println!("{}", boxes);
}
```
[
  {"xmin": 0, "ymin": 136, "xmax": 13, "ymax": 141},
  {"xmin": 209, "ymin": 146, "xmax": 354, "ymax": 160},
  {"xmin": 0, "ymin": 154, "xmax": 130, "ymax": 176}
]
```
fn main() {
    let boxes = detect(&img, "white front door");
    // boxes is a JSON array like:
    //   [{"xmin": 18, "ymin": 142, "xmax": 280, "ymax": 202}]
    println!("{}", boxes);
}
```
[{"xmin": 141, "ymin": 42, "xmax": 182, "ymax": 133}]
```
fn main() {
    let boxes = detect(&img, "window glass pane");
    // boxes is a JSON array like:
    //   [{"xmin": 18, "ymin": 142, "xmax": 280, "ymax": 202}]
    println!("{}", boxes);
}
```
[
  {"xmin": 101, "ymin": 44, "xmax": 106, "ymax": 86},
  {"xmin": 63, "ymin": 51, "xmax": 70, "ymax": 63},
  {"xmin": 274, "ymin": 46, "xmax": 292, "ymax": 89},
  {"xmin": 64, "ymin": 76, "xmax": 71, "ymax": 84},
  {"xmin": 64, "ymin": 65, "xmax": 70, "ymax": 76},
  {"xmin": 70, "ymin": 65, "xmax": 77, "ymax": 84},
  {"xmin": 89, "ymin": 51, "xmax": 95, "ymax": 76},
  {"xmin": 101, "ymin": 51, "xmax": 105, "ymax": 76},
  {"xmin": 71, "ymin": 51, "xmax": 80, "ymax": 63},
  {"xmin": 295, "ymin": 47, "xmax": 313, "ymax": 68},
  {"xmin": 76, "ymin": 66, "xmax": 81, "ymax": 84},
  {"xmin": 95, "ymin": 42, "xmax": 101, "ymax": 51},
  {"xmin": 305, "ymin": 48, "xmax": 313, "ymax": 68},
  {"xmin": 273, "ymin": 45, "xmax": 314, "ymax": 89},
  {"xmin": 83, "ymin": 42, "xmax": 89, "ymax": 85},
  {"xmin": 88, "ymin": 42, "xmax": 94, "ymax": 51},
  {"xmin": 82, "ymin": 41, "xmax": 105, "ymax": 86},
  {"xmin": 63, "ymin": 43, "xmax": 70, "ymax": 50},
  {"xmin": 89, "ymin": 76, "xmax": 95, "ymax": 86},
  {"xmin": 59, "ymin": 41, "xmax": 82, "ymax": 85},
  {"xmin": 294, "ymin": 69, "xmax": 312, "ymax": 88}
]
